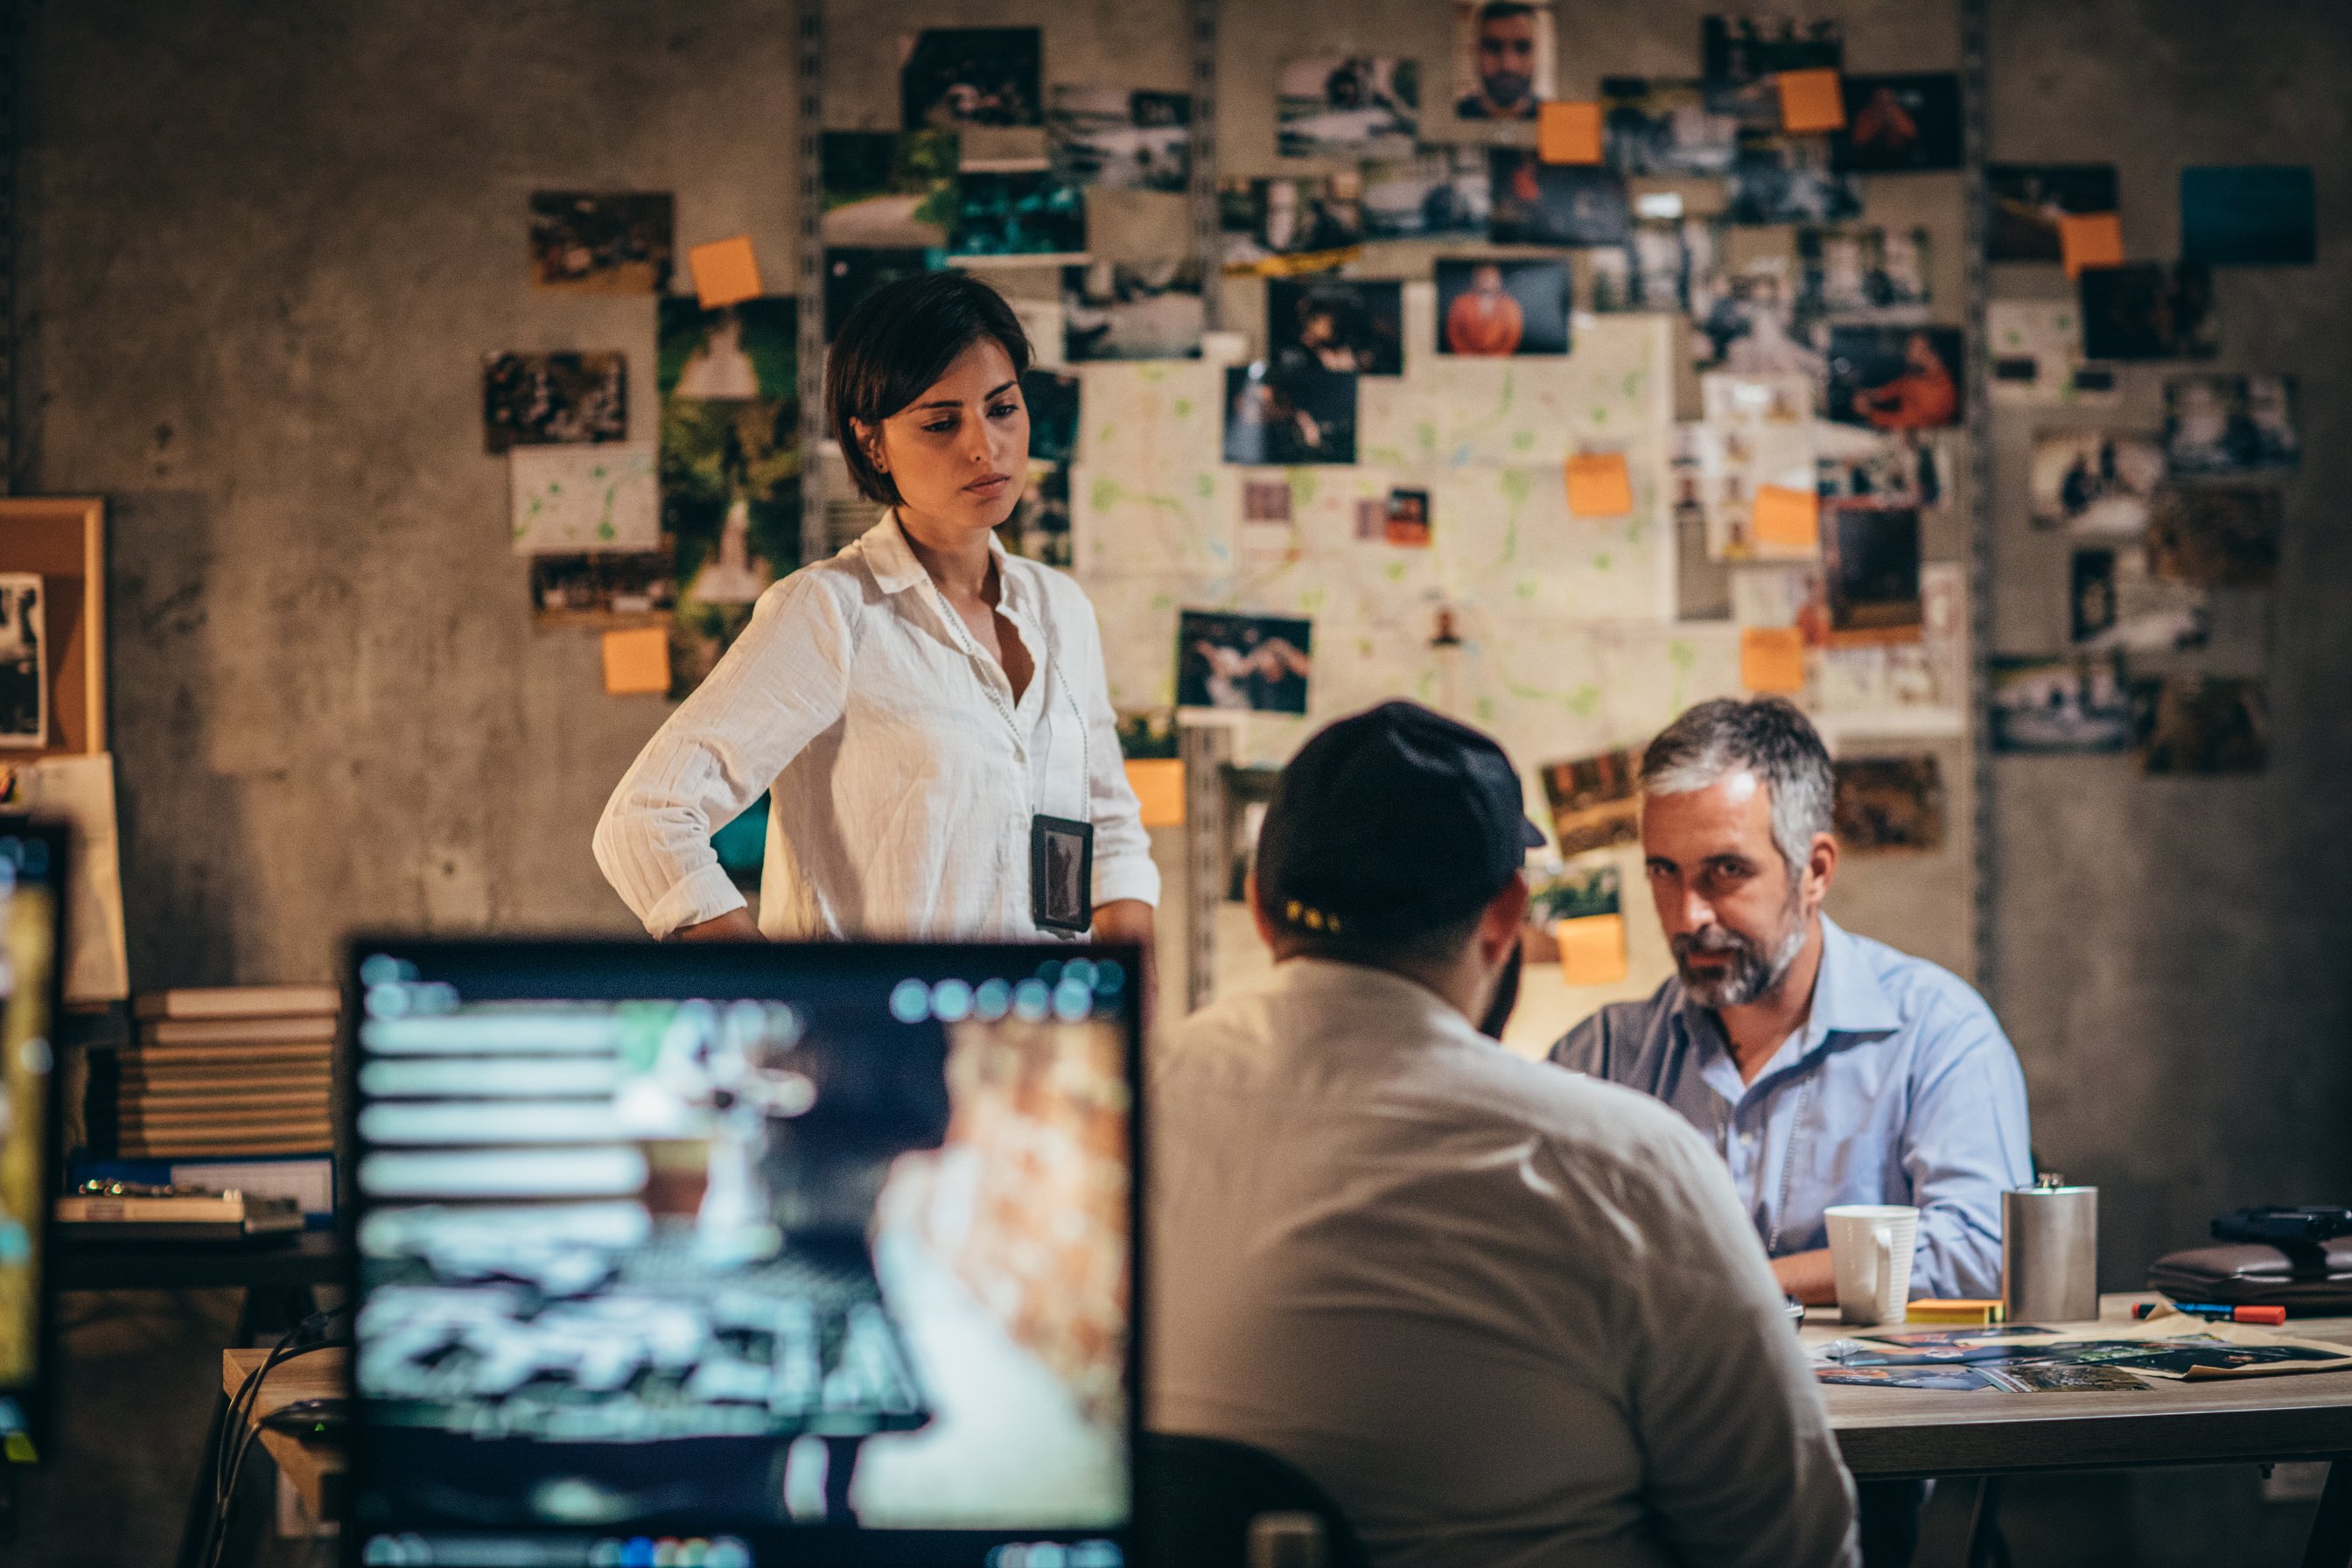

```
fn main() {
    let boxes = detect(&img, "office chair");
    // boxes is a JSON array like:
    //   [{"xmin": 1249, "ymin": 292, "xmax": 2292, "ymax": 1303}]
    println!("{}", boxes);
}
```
[{"xmin": 1138, "ymin": 1431, "xmax": 1370, "ymax": 1568}]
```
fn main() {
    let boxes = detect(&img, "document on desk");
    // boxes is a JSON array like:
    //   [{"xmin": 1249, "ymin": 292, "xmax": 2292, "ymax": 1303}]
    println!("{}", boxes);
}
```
[{"xmin": 1816, "ymin": 1326, "xmax": 2352, "ymax": 1388}]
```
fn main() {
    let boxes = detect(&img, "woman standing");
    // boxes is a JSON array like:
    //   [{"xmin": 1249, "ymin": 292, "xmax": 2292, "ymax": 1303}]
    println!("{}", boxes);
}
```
[{"xmin": 594, "ymin": 271, "xmax": 1158, "ymax": 969}]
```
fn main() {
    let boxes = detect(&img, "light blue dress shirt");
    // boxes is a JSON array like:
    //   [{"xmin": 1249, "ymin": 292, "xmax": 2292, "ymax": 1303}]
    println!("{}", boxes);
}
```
[{"xmin": 1550, "ymin": 914, "xmax": 2032, "ymax": 1299}]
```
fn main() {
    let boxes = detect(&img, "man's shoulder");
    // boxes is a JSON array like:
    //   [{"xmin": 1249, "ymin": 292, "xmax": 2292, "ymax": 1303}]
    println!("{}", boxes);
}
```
[
  {"xmin": 1839, "ymin": 923, "xmax": 2001, "ymax": 1032},
  {"xmin": 1550, "ymin": 974, "xmax": 1684, "ymax": 1077}
]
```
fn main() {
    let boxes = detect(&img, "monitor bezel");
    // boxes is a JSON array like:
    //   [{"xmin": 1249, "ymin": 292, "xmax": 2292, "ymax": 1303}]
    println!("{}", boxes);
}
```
[{"xmin": 337, "ymin": 934, "xmax": 1148, "ymax": 1568}]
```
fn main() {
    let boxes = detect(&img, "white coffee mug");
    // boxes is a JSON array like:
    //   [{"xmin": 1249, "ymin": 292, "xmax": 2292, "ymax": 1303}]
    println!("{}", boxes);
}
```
[{"xmin": 1824, "ymin": 1203, "xmax": 1921, "ymax": 1326}]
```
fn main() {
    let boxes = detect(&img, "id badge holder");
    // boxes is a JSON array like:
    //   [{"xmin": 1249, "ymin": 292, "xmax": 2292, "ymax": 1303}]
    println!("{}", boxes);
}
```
[{"xmin": 1031, "ymin": 814, "xmax": 1096, "ymax": 934}]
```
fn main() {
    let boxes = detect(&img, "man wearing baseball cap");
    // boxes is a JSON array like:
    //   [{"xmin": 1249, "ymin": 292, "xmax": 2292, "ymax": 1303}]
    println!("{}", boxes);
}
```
[{"xmin": 1151, "ymin": 701, "xmax": 1858, "ymax": 1567}]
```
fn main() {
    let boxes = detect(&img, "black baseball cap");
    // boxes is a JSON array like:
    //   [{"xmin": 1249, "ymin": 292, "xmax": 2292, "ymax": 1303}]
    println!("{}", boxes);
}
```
[{"xmin": 1256, "ymin": 701, "xmax": 1545, "ymax": 942}]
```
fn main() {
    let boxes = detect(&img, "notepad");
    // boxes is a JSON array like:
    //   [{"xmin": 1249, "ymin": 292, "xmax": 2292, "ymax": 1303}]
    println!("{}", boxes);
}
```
[
  {"xmin": 1564, "ymin": 452, "xmax": 1634, "ymax": 517},
  {"xmin": 601, "ymin": 626, "xmax": 671, "ymax": 696},
  {"xmin": 689, "ymin": 235, "xmax": 763, "ymax": 308},
  {"xmin": 1776, "ymin": 69, "xmax": 1845, "ymax": 134},
  {"xmin": 1741, "ymin": 626, "xmax": 1808, "ymax": 694},
  {"xmin": 1537, "ymin": 101, "xmax": 1604, "ymax": 164},
  {"xmin": 2059, "ymin": 213, "xmax": 2124, "ymax": 279}
]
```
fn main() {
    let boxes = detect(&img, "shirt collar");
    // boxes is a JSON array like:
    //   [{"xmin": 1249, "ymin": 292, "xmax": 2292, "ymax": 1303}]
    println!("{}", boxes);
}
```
[
  {"xmin": 859, "ymin": 509, "xmax": 1012, "ymax": 598},
  {"xmin": 1270, "ymin": 956, "xmax": 1488, "ymax": 1055},
  {"xmin": 1679, "ymin": 914, "xmax": 1901, "ymax": 1094}
]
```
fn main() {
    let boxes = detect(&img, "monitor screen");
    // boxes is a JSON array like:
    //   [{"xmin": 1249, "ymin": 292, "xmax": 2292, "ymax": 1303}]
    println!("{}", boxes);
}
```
[
  {"xmin": 346, "ymin": 940, "xmax": 1139, "ymax": 1568},
  {"xmin": 0, "ymin": 819, "xmax": 66, "ymax": 1465}
]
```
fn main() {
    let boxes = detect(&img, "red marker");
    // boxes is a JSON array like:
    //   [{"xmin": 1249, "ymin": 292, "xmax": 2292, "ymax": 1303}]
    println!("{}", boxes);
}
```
[{"xmin": 2133, "ymin": 1300, "xmax": 2287, "ymax": 1326}]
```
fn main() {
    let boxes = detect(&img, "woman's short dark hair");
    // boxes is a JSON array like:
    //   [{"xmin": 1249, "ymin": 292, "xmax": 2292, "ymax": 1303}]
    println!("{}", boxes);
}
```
[{"xmin": 826, "ymin": 270, "xmax": 1032, "ymax": 506}]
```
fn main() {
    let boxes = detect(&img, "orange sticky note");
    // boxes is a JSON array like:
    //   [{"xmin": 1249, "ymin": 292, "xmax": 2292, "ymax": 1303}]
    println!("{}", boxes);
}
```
[
  {"xmin": 1556, "ymin": 914, "xmax": 1629, "ymax": 986},
  {"xmin": 1754, "ymin": 484, "xmax": 1821, "ymax": 551},
  {"xmin": 1124, "ymin": 758, "xmax": 1186, "ymax": 829},
  {"xmin": 1777, "ymin": 68, "xmax": 1845, "ymax": 133},
  {"xmin": 1564, "ymin": 452, "xmax": 1634, "ymax": 517},
  {"xmin": 1538, "ymin": 101, "xmax": 1604, "ymax": 164},
  {"xmin": 2059, "ymin": 213, "xmax": 2124, "ymax": 278},
  {"xmin": 1741, "ymin": 626, "xmax": 1809, "ymax": 694},
  {"xmin": 689, "ymin": 235, "xmax": 762, "ymax": 308},
  {"xmin": 601, "ymin": 626, "xmax": 671, "ymax": 695}
]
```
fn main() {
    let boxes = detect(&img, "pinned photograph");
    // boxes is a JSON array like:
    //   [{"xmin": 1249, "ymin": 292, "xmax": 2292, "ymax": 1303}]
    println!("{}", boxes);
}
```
[
  {"xmin": 1021, "ymin": 369, "xmax": 1082, "ymax": 464},
  {"xmin": 528, "ymin": 192, "xmax": 674, "ymax": 293},
  {"xmin": 1831, "ymin": 75, "xmax": 1963, "ymax": 172},
  {"xmin": 1539, "ymin": 747, "xmax": 1642, "ymax": 858},
  {"xmin": 2147, "ymin": 482, "xmax": 2282, "ymax": 588},
  {"xmin": 1697, "ymin": 371, "xmax": 1816, "ymax": 561},
  {"xmin": 1987, "ymin": 299, "xmax": 2118, "ymax": 409},
  {"xmin": 1816, "ymin": 424, "xmax": 1943, "ymax": 508},
  {"xmin": 1588, "ymin": 216, "xmax": 1704, "ymax": 314},
  {"xmin": 1219, "ymin": 174, "xmax": 1364, "ymax": 274},
  {"xmin": 509, "ymin": 444, "xmax": 659, "ymax": 556},
  {"xmin": 2079, "ymin": 262, "xmax": 2217, "ymax": 360},
  {"xmin": 1175, "ymin": 610, "xmax": 1313, "ymax": 716},
  {"xmin": 1986, "ymin": 164, "xmax": 2119, "ymax": 262},
  {"xmin": 1266, "ymin": 277, "xmax": 1404, "ymax": 376},
  {"xmin": 1824, "ymin": 504, "xmax": 1922, "ymax": 644},
  {"xmin": 2180, "ymin": 164, "xmax": 2315, "ymax": 267},
  {"xmin": 1360, "ymin": 149, "xmax": 1491, "ymax": 240},
  {"xmin": 1242, "ymin": 480, "xmax": 1294, "ymax": 524},
  {"xmin": 1988, "ymin": 654, "xmax": 2132, "ymax": 753},
  {"xmin": 948, "ymin": 171, "xmax": 1086, "ymax": 262},
  {"xmin": 2131, "ymin": 675, "xmax": 2267, "ymax": 775},
  {"xmin": 0, "ymin": 576, "xmax": 43, "ymax": 748},
  {"xmin": 1824, "ymin": 327, "xmax": 1963, "ymax": 430},
  {"xmin": 900, "ymin": 28, "xmax": 1042, "ymax": 130},
  {"xmin": 1385, "ymin": 487, "xmax": 1433, "ymax": 547},
  {"xmin": 1222, "ymin": 360, "xmax": 1358, "ymax": 466},
  {"xmin": 528, "ymin": 551, "xmax": 676, "ymax": 628},
  {"xmin": 2067, "ymin": 546, "xmax": 2208, "ymax": 654},
  {"xmin": 1600, "ymin": 76, "xmax": 1739, "ymax": 175},
  {"xmin": 482, "ymin": 352, "xmax": 627, "ymax": 454},
  {"xmin": 1831, "ymin": 756, "xmax": 1945, "ymax": 852},
  {"xmin": 1488, "ymin": 150, "xmax": 1634, "ymax": 246},
  {"xmin": 1061, "ymin": 260, "xmax": 1206, "ymax": 360},
  {"xmin": 2027, "ymin": 432, "xmax": 2166, "ymax": 536},
  {"xmin": 2164, "ymin": 374, "xmax": 2299, "ymax": 475},
  {"xmin": 1690, "ymin": 233, "xmax": 1823, "ymax": 375},
  {"xmin": 1796, "ymin": 226, "xmax": 1929, "ymax": 322},
  {"xmin": 1700, "ymin": 15, "xmax": 1844, "ymax": 124},
  {"xmin": 1727, "ymin": 130, "xmax": 1863, "ymax": 225},
  {"xmin": 818, "ymin": 131, "xmax": 959, "ymax": 248},
  {"xmin": 823, "ymin": 248, "xmax": 937, "ymax": 342},
  {"xmin": 1277, "ymin": 55, "xmax": 1420, "ymax": 158},
  {"xmin": 1047, "ymin": 88, "xmax": 1191, "ymax": 192},
  {"xmin": 1452, "ymin": 0, "xmax": 1552, "ymax": 122},
  {"xmin": 660, "ymin": 298, "xmax": 795, "ymax": 402},
  {"xmin": 1435, "ymin": 258, "xmax": 1570, "ymax": 356}
]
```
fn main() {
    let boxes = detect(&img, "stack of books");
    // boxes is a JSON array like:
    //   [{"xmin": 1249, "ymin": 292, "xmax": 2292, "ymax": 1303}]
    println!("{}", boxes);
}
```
[{"xmin": 91, "ymin": 984, "xmax": 340, "ymax": 1158}]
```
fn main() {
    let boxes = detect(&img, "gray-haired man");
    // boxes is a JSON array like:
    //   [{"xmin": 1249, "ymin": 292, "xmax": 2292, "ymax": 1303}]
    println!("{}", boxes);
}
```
[{"xmin": 1550, "ymin": 697, "xmax": 2032, "ymax": 1308}]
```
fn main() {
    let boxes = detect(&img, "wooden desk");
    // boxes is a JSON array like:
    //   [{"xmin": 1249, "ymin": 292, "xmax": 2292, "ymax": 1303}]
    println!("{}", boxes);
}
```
[
  {"xmin": 1807, "ymin": 1293, "xmax": 2352, "ymax": 1567},
  {"xmin": 220, "ymin": 1345, "xmax": 346, "ymax": 1525}
]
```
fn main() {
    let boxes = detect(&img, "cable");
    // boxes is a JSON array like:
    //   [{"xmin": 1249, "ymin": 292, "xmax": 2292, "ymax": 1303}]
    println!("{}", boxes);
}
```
[{"xmin": 199, "ymin": 1307, "xmax": 348, "ymax": 1568}]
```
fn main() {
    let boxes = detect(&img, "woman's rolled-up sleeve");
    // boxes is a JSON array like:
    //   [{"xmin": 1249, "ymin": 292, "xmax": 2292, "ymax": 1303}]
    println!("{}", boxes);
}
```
[{"xmin": 592, "ymin": 572, "xmax": 857, "ymax": 937}]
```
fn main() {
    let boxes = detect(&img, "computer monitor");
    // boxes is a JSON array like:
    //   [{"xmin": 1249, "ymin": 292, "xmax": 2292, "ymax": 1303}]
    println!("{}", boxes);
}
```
[
  {"xmin": 0, "ymin": 819, "xmax": 66, "ymax": 1465},
  {"xmin": 345, "ymin": 939, "xmax": 1141, "ymax": 1568}
]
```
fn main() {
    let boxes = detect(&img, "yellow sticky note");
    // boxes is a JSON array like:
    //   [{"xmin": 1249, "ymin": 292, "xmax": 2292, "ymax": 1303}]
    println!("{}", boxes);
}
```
[
  {"xmin": 1754, "ymin": 484, "xmax": 1821, "ymax": 551},
  {"xmin": 1741, "ymin": 626, "xmax": 1809, "ymax": 694},
  {"xmin": 601, "ymin": 626, "xmax": 671, "ymax": 695},
  {"xmin": 1537, "ymin": 101, "xmax": 1604, "ymax": 164},
  {"xmin": 1777, "ymin": 68, "xmax": 1845, "ymax": 134},
  {"xmin": 1556, "ymin": 914, "xmax": 1629, "ymax": 986},
  {"xmin": 689, "ymin": 235, "xmax": 762, "ymax": 308},
  {"xmin": 3, "ymin": 1432, "xmax": 35, "ymax": 1463},
  {"xmin": 1564, "ymin": 452, "xmax": 1634, "ymax": 517},
  {"xmin": 1124, "ymin": 758, "xmax": 1186, "ymax": 829},
  {"xmin": 2059, "ymin": 213, "xmax": 2124, "ymax": 279}
]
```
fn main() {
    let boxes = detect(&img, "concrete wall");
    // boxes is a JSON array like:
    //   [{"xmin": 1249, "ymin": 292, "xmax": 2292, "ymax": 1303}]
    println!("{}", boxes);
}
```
[{"xmin": 12, "ymin": 1, "xmax": 2352, "ymax": 1563}]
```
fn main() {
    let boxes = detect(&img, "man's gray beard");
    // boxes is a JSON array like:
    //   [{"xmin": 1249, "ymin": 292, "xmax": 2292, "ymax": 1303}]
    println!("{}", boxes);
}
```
[{"xmin": 1674, "ymin": 910, "xmax": 1808, "ymax": 1009}]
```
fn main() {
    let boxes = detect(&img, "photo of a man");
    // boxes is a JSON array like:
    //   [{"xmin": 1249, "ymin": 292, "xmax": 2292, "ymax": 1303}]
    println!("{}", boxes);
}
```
[
  {"xmin": 1829, "ymin": 328, "xmax": 1962, "ymax": 430},
  {"xmin": 1436, "ymin": 258, "xmax": 1569, "ymax": 357},
  {"xmin": 1454, "ymin": 1, "xmax": 1551, "ymax": 122}
]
